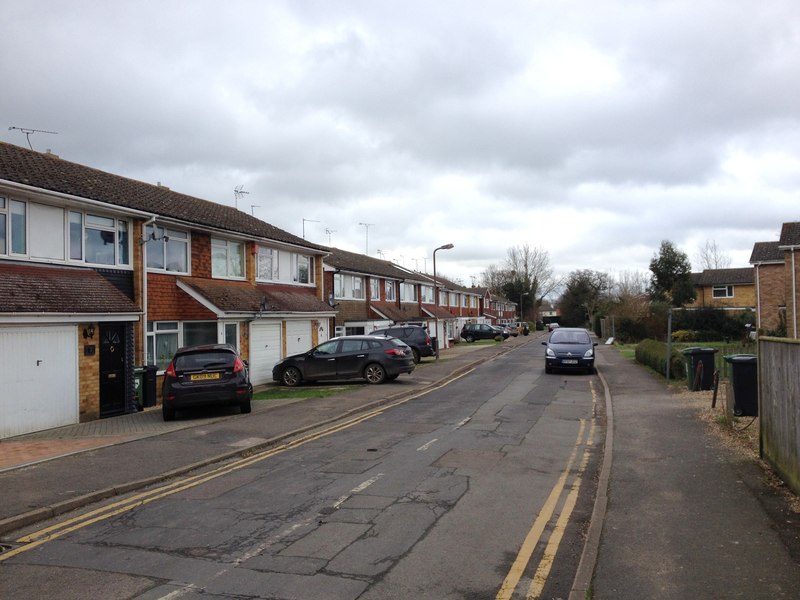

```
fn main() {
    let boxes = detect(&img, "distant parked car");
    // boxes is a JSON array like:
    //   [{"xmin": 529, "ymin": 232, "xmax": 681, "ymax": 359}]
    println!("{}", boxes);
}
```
[
  {"xmin": 504, "ymin": 323, "xmax": 519, "ymax": 337},
  {"xmin": 547, "ymin": 322, "xmax": 560, "ymax": 332},
  {"xmin": 461, "ymin": 323, "xmax": 504, "ymax": 342},
  {"xmin": 272, "ymin": 335, "xmax": 415, "ymax": 386},
  {"xmin": 542, "ymin": 327, "xmax": 597, "ymax": 374},
  {"xmin": 161, "ymin": 343, "xmax": 253, "ymax": 421},
  {"xmin": 367, "ymin": 325, "xmax": 434, "ymax": 363}
]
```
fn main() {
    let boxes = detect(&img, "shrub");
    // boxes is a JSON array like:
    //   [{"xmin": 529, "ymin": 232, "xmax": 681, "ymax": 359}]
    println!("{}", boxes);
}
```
[{"xmin": 635, "ymin": 339, "xmax": 685, "ymax": 379}]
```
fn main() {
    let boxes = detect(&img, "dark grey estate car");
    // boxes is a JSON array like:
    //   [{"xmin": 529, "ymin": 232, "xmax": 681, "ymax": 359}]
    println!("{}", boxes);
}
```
[
  {"xmin": 542, "ymin": 327, "xmax": 597, "ymax": 374},
  {"xmin": 273, "ymin": 335, "xmax": 415, "ymax": 386},
  {"xmin": 161, "ymin": 343, "xmax": 253, "ymax": 421},
  {"xmin": 460, "ymin": 323, "xmax": 505, "ymax": 342},
  {"xmin": 367, "ymin": 325, "xmax": 434, "ymax": 363}
]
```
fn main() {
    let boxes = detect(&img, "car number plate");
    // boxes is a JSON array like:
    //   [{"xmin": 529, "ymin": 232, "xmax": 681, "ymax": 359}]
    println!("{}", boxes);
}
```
[
  {"xmin": 562, "ymin": 359, "xmax": 579, "ymax": 365},
  {"xmin": 190, "ymin": 372, "xmax": 220, "ymax": 381}
]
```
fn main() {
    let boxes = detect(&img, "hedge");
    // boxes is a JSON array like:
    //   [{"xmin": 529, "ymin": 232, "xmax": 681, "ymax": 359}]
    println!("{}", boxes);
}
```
[{"xmin": 635, "ymin": 339, "xmax": 685, "ymax": 379}]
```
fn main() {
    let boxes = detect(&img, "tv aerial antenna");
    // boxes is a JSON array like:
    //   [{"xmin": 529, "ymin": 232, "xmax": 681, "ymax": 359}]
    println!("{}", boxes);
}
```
[
  {"xmin": 8, "ymin": 126, "xmax": 58, "ymax": 150},
  {"xmin": 234, "ymin": 185, "xmax": 249, "ymax": 210},
  {"xmin": 324, "ymin": 228, "xmax": 337, "ymax": 244}
]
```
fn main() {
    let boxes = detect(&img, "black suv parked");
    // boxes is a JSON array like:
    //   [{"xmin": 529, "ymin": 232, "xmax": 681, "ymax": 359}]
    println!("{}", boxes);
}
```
[
  {"xmin": 367, "ymin": 325, "xmax": 434, "ymax": 363},
  {"xmin": 460, "ymin": 323, "xmax": 504, "ymax": 342}
]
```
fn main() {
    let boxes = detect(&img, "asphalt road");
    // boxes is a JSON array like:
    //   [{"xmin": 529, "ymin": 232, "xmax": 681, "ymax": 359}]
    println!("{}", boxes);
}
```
[{"xmin": 2, "ymin": 340, "xmax": 602, "ymax": 599}]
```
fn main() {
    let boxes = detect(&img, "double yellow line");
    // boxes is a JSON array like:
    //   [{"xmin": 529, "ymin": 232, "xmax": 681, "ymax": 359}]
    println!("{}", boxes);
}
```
[{"xmin": 496, "ymin": 382, "xmax": 598, "ymax": 600}]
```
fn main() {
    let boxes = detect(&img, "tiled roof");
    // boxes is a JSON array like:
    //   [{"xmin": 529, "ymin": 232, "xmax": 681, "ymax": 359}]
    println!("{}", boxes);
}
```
[
  {"xmin": 749, "ymin": 241, "xmax": 783, "ymax": 264},
  {"xmin": 779, "ymin": 222, "xmax": 800, "ymax": 247},
  {"xmin": 178, "ymin": 277, "xmax": 332, "ymax": 314},
  {"xmin": 0, "ymin": 141, "xmax": 326, "ymax": 252},
  {"xmin": 0, "ymin": 263, "xmax": 140, "ymax": 314},
  {"xmin": 369, "ymin": 302, "xmax": 423, "ymax": 321},
  {"xmin": 692, "ymin": 267, "xmax": 754, "ymax": 286},
  {"xmin": 325, "ymin": 247, "xmax": 410, "ymax": 279}
]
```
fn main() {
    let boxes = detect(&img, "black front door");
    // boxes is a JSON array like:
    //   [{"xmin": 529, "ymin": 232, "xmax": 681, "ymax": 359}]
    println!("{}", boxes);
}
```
[{"xmin": 99, "ymin": 323, "xmax": 127, "ymax": 417}]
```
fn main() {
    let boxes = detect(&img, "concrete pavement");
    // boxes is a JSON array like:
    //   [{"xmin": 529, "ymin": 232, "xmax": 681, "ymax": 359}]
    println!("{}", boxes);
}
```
[{"xmin": 3, "ymin": 332, "xmax": 800, "ymax": 598}]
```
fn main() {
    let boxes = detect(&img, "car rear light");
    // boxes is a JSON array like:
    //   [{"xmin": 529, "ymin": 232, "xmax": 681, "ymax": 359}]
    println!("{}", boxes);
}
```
[
  {"xmin": 385, "ymin": 348, "xmax": 406, "ymax": 357},
  {"xmin": 233, "ymin": 356, "xmax": 245, "ymax": 373},
  {"xmin": 164, "ymin": 361, "xmax": 177, "ymax": 378},
  {"xmin": 425, "ymin": 335, "xmax": 431, "ymax": 344}
]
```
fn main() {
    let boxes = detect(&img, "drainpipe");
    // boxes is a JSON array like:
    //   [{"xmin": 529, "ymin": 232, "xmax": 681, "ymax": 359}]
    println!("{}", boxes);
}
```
[
  {"xmin": 140, "ymin": 215, "xmax": 157, "ymax": 364},
  {"xmin": 754, "ymin": 264, "xmax": 761, "ymax": 330}
]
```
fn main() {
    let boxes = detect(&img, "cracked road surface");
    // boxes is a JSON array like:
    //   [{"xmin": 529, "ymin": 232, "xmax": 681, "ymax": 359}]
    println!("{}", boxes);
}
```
[{"xmin": 1, "ymin": 342, "xmax": 602, "ymax": 599}]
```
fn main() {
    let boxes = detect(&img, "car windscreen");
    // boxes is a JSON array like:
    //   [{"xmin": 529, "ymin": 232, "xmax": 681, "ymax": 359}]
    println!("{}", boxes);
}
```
[
  {"xmin": 550, "ymin": 331, "xmax": 590, "ymax": 344},
  {"xmin": 174, "ymin": 351, "xmax": 235, "ymax": 370}
]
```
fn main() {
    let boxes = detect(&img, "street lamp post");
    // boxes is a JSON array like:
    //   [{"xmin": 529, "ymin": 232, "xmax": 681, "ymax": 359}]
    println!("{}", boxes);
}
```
[{"xmin": 433, "ymin": 243, "xmax": 454, "ymax": 359}]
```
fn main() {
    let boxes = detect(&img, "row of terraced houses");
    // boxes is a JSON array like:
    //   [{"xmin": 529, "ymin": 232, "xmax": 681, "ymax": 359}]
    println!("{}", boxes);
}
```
[{"xmin": 0, "ymin": 142, "xmax": 519, "ymax": 438}]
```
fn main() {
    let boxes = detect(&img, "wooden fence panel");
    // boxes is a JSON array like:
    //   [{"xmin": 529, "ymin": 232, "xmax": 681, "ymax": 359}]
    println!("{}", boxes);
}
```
[{"xmin": 759, "ymin": 336, "xmax": 800, "ymax": 495}]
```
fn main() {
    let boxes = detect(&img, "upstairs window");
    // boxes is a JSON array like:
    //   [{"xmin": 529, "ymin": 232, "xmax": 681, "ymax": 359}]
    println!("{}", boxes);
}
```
[
  {"xmin": 385, "ymin": 280, "xmax": 396, "ymax": 301},
  {"xmin": 352, "ymin": 276, "xmax": 364, "ymax": 299},
  {"xmin": 257, "ymin": 246, "xmax": 279, "ymax": 281},
  {"xmin": 0, "ymin": 198, "xmax": 27, "ymax": 255},
  {"xmin": 146, "ymin": 225, "xmax": 188, "ymax": 272},
  {"xmin": 370, "ymin": 278, "xmax": 380, "ymax": 300},
  {"xmin": 212, "ymin": 238, "xmax": 244, "ymax": 279},
  {"xmin": 400, "ymin": 282, "xmax": 417, "ymax": 302},
  {"xmin": 420, "ymin": 285, "xmax": 434, "ymax": 303},
  {"xmin": 712, "ymin": 285, "xmax": 734, "ymax": 299},
  {"xmin": 292, "ymin": 254, "xmax": 315, "ymax": 284}
]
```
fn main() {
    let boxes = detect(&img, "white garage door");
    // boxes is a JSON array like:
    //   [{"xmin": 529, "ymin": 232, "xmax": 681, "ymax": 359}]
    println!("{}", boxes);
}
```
[
  {"xmin": 0, "ymin": 326, "xmax": 78, "ymax": 438},
  {"xmin": 249, "ymin": 321, "xmax": 281, "ymax": 386},
  {"xmin": 286, "ymin": 320, "xmax": 312, "ymax": 357}
]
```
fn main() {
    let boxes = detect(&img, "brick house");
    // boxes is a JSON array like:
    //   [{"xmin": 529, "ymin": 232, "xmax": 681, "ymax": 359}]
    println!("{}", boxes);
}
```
[
  {"xmin": 749, "ymin": 241, "xmax": 785, "ymax": 334},
  {"xmin": 751, "ymin": 221, "xmax": 800, "ymax": 338},
  {"xmin": 689, "ymin": 267, "xmax": 756, "ymax": 313},
  {"xmin": 0, "ymin": 141, "xmax": 332, "ymax": 437},
  {"xmin": 323, "ymin": 247, "xmax": 461, "ymax": 349}
]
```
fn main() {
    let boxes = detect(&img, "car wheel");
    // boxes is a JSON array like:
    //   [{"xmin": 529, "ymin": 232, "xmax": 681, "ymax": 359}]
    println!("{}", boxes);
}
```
[
  {"xmin": 465, "ymin": 335, "xmax": 475, "ymax": 343},
  {"xmin": 240, "ymin": 400, "xmax": 252, "ymax": 414},
  {"xmin": 545, "ymin": 364, "xmax": 552, "ymax": 374},
  {"xmin": 162, "ymin": 403, "xmax": 176, "ymax": 421},
  {"xmin": 586, "ymin": 366, "xmax": 594, "ymax": 375},
  {"xmin": 364, "ymin": 363, "xmax": 386, "ymax": 384},
  {"xmin": 282, "ymin": 366, "xmax": 302, "ymax": 387},
  {"xmin": 412, "ymin": 348, "xmax": 421, "ymax": 364}
]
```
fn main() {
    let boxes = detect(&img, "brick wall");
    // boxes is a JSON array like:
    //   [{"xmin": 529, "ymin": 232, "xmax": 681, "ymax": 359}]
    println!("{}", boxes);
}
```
[
  {"xmin": 757, "ymin": 263, "xmax": 785, "ymax": 333},
  {"xmin": 147, "ymin": 273, "xmax": 216, "ymax": 321},
  {"xmin": 77, "ymin": 323, "xmax": 100, "ymax": 421},
  {"xmin": 192, "ymin": 234, "xmax": 212, "ymax": 278}
]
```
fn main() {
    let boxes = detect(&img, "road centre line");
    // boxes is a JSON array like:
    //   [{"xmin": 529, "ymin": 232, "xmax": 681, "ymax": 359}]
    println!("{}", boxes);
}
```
[
  {"xmin": 417, "ymin": 438, "xmax": 438, "ymax": 451},
  {"xmin": 4, "ymin": 369, "xmax": 476, "ymax": 563},
  {"xmin": 495, "ymin": 419, "xmax": 589, "ymax": 600}
]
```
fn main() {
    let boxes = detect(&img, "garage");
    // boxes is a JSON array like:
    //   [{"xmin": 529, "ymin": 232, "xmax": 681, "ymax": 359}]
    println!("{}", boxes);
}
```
[
  {"xmin": 249, "ymin": 321, "xmax": 282, "ymax": 386},
  {"xmin": 286, "ymin": 320, "xmax": 313, "ymax": 357},
  {"xmin": 0, "ymin": 325, "xmax": 78, "ymax": 438}
]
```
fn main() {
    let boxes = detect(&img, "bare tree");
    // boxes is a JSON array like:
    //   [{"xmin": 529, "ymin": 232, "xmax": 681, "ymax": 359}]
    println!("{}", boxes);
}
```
[
  {"xmin": 504, "ymin": 244, "xmax": 558, "ymax": 321},
  {"xmin": 695, "ymin": 239, "xmax": 732, "ymax": 270}
]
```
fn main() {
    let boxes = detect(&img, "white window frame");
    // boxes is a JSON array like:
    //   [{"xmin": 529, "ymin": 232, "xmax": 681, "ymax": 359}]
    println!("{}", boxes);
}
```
[
  {"xmin": 146, "ymin": 225, "xmax": 190, "ymax": 273},
  {"xmin": 212, "ymin": 237, "xmax": 245, "ymax": 279},
  {"xmin": 292, "ymin": 253, "xmax": 315, "ymax": 284},
  {"xmin": 370, "ymin": 278, "xmax": 380, "ymax": 300},
  {"xmin": 385, "ymin": 280, "xmax": 396, "ymax": 301},
  {"xmin": 400, "ymin": 282, "xmax": 417, "ymax": 303},
  {"xmin": 256, "ymin": 246, "xmax": 279, "ymax": 281},
  {"xmin": 352, "ymin": 275, "xmax": 364, "ymax": 299},
  {"xmin": 420, "ymin": 284, "xmax": 434, "ymax": 304},
  {"xmin": 712, "ymin": 285, "xmax": 734, "ymax": 299}
]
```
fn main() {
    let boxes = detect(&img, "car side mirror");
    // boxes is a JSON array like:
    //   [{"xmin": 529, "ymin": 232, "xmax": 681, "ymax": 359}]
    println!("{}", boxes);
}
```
[{"xmin": 541, "ymin": 341, "xmax": 547, "ymax": 346}]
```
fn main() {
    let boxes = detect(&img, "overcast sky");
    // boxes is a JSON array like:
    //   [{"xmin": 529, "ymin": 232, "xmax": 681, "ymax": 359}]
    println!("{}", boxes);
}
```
[{"xmin": 3, "ymin": 1, "xmax": 799, "ymax": 285}]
